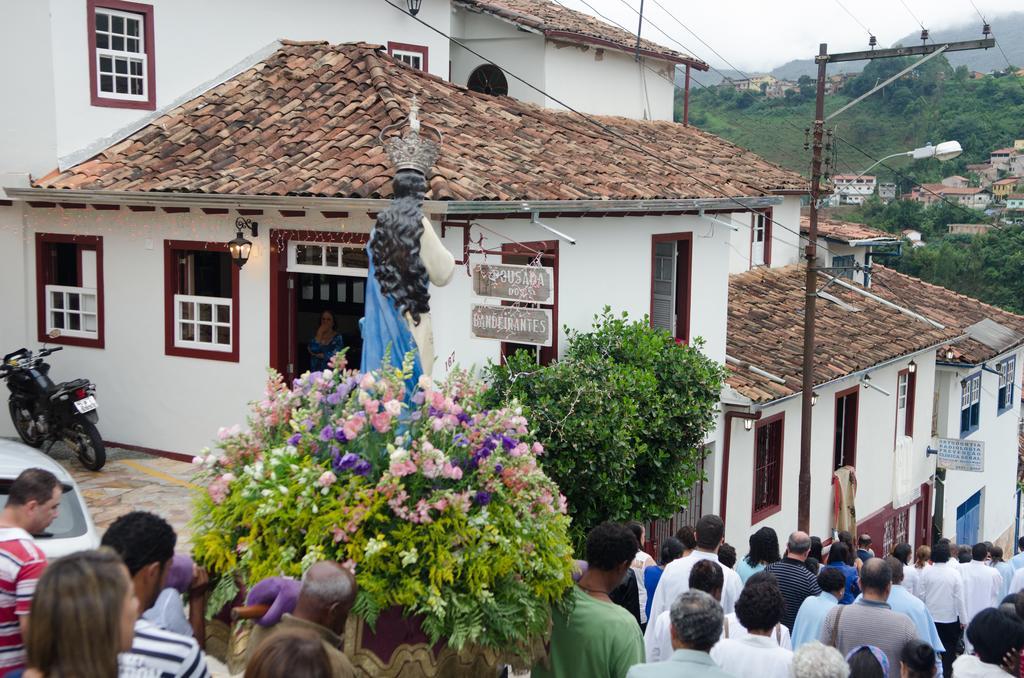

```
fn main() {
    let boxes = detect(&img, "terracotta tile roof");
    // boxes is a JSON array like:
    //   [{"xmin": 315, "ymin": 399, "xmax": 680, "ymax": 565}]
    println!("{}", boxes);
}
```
[
  {"xmin": 869, "ymin": 266, "xmax": 1024, "ymax": 365},
  {"xmin": 726, "ymin": 265, "xmax": 958, "ymax": 403},
  {"xmin": 454, "ymin": 0, "xmax": 705, "ymax": 67},
  {"xmin": 914, "ymin": 184, "xmax": 987, "ymax": 196},
  {"xmin": 799, "ymin": 216, "xmax": 899, "ymax": 244},
  {"xmin": 35, "ymin": 41, "xmax": 803, "ymax": 202}
]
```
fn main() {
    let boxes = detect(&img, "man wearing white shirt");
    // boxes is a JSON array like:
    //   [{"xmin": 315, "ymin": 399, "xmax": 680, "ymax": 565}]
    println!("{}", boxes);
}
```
[
  {"xmin": 644, "ymin": 558, "xmax": 723, "ymax": 662},
  {"xmin": 960, "ymin": 543, "xmax": 1003, "ymax": 651},
  {"xmin": 920, "ymin": 540, "xmax": 967, "ymax": 677},
  {"xmin": 1011, "ymin": 537, "xmax": 1024, "ymax": 570},
  {"xmin": 894, "ymin": 544, "xmax": 919, "ymax": 597},
  {"xmin": 710, "ymin": 572, "xmax": 793, "ymax": 678},
  {"xmin": 646, "ymin": 515, "xmax": 741, "ymax": 625}
]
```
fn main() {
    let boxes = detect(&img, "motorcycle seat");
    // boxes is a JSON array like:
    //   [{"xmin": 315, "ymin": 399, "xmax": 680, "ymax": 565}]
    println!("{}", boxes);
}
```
[{"xmin": 50, "ymin": 378, "xmax": 89, "ymax": 396}]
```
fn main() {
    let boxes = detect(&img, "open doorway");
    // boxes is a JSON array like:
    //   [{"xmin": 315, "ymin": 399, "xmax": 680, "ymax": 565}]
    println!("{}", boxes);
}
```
[{"xmin": 269, "ymin": 230, "xmax": 369, "ymax": 383}]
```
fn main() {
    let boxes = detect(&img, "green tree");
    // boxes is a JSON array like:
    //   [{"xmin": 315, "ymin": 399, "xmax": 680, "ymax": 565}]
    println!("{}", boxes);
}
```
[{"xmin": 484, "ymin": 310, "xmax": 725, "ymax": 548}]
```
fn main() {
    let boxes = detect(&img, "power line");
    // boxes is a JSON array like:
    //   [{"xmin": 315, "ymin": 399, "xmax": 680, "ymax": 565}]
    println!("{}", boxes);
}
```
[
  {"xmin": 833, "ymin": 0, "xmax": 874, "ymax": 40},
  {"xmin": 966, "ymin": 0, "xmax": 1024, "ymax": 94},
  {"xmin": 898, "ymin": 0, "xmax": 927, "ymax": 31}
]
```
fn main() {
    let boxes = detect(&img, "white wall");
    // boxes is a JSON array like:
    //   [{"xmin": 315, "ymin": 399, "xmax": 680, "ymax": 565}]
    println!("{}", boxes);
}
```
[
  {"xmin": 935, "ymin": 351, "xmax": 1023, "ymax": 546},
  {"xmin": 2, "ymin": 0, "xmax": 58, "ymax": 189},
  {"xmin": 449, "ymin": 8, "xmax": 547, "ymax": 106},
  {"xmin": 47, "ymin": 0, "xmax": 452, "ymax": 160},
  {"xmin": 542, "ymin": 41, "xmax": 674, "ymax": 121},
  {"xmin": 12, "ymin": 205, "xmax": 732, "ymax": 455},
  {"xmin": 727, "ymin": 195, "xmax": 802, "ymax": 274},
  {"xmin": 720, "ymin": 354, "xmax": 937, "ymax": 547}
]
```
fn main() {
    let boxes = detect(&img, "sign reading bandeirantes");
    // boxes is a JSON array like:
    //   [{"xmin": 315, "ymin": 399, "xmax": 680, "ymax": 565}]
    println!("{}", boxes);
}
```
[
  {"xmin": 937, "ymin": 438, "xmax": 985, "ymax": 473},
  {"xmin": 472, "ymin": 263, "xmax": 554, "ymax": 304},
  {"xmin": 470, "ymin": 304, "xmax": 552, "ymax": 347}
]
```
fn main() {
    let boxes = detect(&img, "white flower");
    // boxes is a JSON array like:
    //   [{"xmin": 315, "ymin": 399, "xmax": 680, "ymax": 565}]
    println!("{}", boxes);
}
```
[
  {"xmin": 384, "ymin": 400, "xmax": 402, "ymax": 416},
  {"xmin": 364, "ymin": 537, "xmax": 387, "ymax": 558},
  {"xmin": 417, "ymin": 375, "xmax": 433, "ymax": 390},
  {"xmin": 278, "ymin": 485, "xmax": 289, "ymax": 495},
  {"xmin": 399, "ymin": 547, "xmax": 419, "ymax": 566},
  {"xmin": 261, "ymin": 489, "xmax": 272, "ymax": 497}
]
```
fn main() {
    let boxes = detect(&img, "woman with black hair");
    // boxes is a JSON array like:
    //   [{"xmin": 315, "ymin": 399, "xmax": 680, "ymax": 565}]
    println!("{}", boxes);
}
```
[
  {"xmin": 738, "ymin": 527, "xmax": 781, "ymax": 583},
  {"xmin": 711, "ymin": 572, "xmax": 793, "ymax": 678},
  {"xmin": 826, "ymin": 542, "xmax": 861, "ymax": 605},
  {"xmin": 952, "ymin": 608, "xmax": 1024, "ymax": 677},
  {"xmin": 900, "ymin": 639, "xmax": 937, "ymax": 678}
]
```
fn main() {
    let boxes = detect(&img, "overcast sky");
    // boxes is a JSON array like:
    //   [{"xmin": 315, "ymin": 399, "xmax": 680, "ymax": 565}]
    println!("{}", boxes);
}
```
[{"xmin": 557, "ymin": 0, "xmax": 1021, "ymax": 72}]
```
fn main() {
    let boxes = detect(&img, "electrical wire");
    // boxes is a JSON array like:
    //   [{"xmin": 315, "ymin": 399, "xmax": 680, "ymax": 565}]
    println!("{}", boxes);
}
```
[
  {"xmin": 388, "ymin": 0, "xmax": 852, "ymax": 259},
  {"xmin": 834, "ymin": 0, "xmax": 874, "ymax": 39},
  {"xmin": 898, "ymin": 0, "xmax": 927, "ymax": 31},
  {"xmin": 966, "ymin": 0, "xmax": 1024, "ymax": 95}
]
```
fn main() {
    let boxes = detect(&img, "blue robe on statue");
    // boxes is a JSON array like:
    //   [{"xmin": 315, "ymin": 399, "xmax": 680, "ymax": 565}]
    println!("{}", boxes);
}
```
[{"xmin": 360, "ymin": 241, "xmax": 423, "ymax": 395}]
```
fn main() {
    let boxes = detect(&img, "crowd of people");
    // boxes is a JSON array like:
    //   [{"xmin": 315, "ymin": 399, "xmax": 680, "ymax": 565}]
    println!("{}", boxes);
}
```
[
  {"xmin": 0, "ymin": 468, "xmax": 360, "ymax": 677},
  {"xmin": 536, "ymin": 514, "xmax": 1024, "ymax": 678}
]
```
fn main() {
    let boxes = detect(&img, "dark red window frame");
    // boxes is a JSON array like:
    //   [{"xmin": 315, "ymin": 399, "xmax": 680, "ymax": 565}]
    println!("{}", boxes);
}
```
[
  {"xmin": 500, "ymin": 240, "xmax": 559, "ymax": 366},
  {"xmin": 751, "ymin": 412, "xmax": 784, "ymax": 523},
  {"xmin": 387, "ymin": 42, "xmax": 429, "ymax": 71},
  {"xmin": 649, "ymin": 232, "xmax": 693, "ymax": 344},
  {"xmin": 87, "ymin": 0, "xmax": 157, "ymax": 110},
  {"xmin": 896, "ymin": 367, "xmax": 916, "ymax": 439},
  {"xmin": 834, "ymin": 385, "xmax": 860, "ymax": 469},
  {"xmin": 163, "ymin": 240, "xmax": 239, "ymax": 362},
  {"xmin": 749, "ymin": 208, "xmax": 773, "ymax": 267},
  {"xmin": 35, "ymin": 233, "xmax": 105, "ymax": 349}
]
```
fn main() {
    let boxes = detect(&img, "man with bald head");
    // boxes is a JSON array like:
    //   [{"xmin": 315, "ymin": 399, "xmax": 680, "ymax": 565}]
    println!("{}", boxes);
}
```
[
  {"xmin": 263, "ymin": 561, "xmax": 357, "ymax": 677},
  {"xmin": 764, "ymin": 531, "xmax": 822, "ymax": 631}
]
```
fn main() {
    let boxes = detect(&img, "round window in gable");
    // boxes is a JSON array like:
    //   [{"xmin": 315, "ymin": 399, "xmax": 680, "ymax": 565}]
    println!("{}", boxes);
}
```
[{"xmin": 467, "ymin": 64, "xmax": 509, "ymax": 96}]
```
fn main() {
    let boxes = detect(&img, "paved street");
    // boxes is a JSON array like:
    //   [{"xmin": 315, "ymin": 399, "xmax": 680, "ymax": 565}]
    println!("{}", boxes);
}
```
[{"xmin": 48, "ymin": 443, "xmax": 197, "ymax": 549}]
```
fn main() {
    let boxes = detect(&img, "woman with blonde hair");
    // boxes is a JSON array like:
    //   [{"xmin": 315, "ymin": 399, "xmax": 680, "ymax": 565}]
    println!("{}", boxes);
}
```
[{"xmin": 22, "ymin": 549, "xmax": 137, "ymax": 678}]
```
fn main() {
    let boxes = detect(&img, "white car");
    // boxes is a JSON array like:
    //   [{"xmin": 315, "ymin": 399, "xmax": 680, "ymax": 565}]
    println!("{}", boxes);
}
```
[{"xmin": 0, "ymin": 438, "xmax": 100, "ymax": 558}]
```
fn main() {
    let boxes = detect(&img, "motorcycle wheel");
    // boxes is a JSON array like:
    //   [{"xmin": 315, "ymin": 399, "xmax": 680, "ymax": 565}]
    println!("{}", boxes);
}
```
[
  {"xmin": 9, "ymin": 401, "xmax": 44, "ymax": 448},
  {"xmin": 66, "ymin": 420, "xmax": 106, "ymax": 471}
]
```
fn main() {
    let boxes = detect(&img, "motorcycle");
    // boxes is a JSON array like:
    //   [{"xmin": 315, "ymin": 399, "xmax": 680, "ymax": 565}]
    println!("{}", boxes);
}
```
[{"xmin": 1, "ymin": 343, "xmax": 106, "ymax": 471}]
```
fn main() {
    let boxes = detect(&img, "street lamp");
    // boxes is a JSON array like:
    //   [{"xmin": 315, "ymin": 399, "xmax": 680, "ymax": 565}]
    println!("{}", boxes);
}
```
[
  {"xmin": 406, "ymin": 0, "xmax": 422, "ymax": 16},
  {"xmin": 854, "ymin": 141, "xmax": 962, "ymax": 179}
]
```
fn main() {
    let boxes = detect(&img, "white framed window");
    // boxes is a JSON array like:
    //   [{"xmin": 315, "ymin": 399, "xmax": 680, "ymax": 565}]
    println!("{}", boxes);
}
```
[
  {"xmin": 392, "ymin": 50, "xmax": 423, "ymax": 70},
  {"xmin": 94, "ymin": 8, "xmax": 147, "ymax": 100},
  {"xmin": 998, "ymin": 356, "xmax": 1017, "ymax": 414},
  {"xmin": 387, "ymin": 42, "xmax": 428, "ymax": 72},
  {"xmin": 286, "ymin": 241, "xmax": 368, "ymax": 277},
  {"xmin": 45, "ymin": 285, "xmax": 99, "ymax": 339},
  {"xmin": 960, "ymin": 372, "xmax": 981, "ymax": 436},
  {"xmin": 174, "ymin": 294, "xmax": 231, "ymax": 352}
]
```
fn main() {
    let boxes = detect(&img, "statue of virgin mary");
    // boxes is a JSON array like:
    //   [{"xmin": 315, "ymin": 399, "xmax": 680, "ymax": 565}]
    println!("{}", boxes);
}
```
[{"xmin": 361, "ymin": 100, "xmax": 455, "ymax": 389}]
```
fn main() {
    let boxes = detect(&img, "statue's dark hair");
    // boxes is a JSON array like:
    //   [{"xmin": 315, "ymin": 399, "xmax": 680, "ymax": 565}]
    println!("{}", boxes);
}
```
[{"xmin": 371, "ymin": 170, "xmax": 430, "ymax": 325}]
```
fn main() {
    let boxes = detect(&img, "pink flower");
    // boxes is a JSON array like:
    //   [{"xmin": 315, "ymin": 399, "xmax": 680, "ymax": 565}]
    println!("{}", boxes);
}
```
[
  {"xmin": 389, "ymin": 459, "xmax": 417, "ymax": 477},
  {"xmin": 317, "ymin": 471, "xmax": 337, "ymax": 487},
  {"xmin": 360, "ymin": 374, "xmax": 376, "ymax": 390},
  {"xmin": 332, "ymin": 527, "xmax": 346, "ymax": 543},
  {"xmin": 347, "ymin": 415, "xmax": 366, "ymax": 434},
  {"xmin": 207, "ymin": 478, "xmax": 229, "ymax": 505},
  {"xmin": 371, "ymin": 412, "xmax": 392, "ymax": 433},
  {"xmin": 433, "ymin": 498, "xmax": 449, "ymax": 512},
  {"xmin": 417, "ymin": 375, "xmax": 433, "ymax": 390},
  {"xmin": 532, "ymin": 442, "xmax": 544, "ymax": 455},
  {"xmin": 431, "ymin": 417, "xmax": 445, "ymax": 432},
  {"xmin": 384, "ymin": 399, "xmax": 402, "ymax": 416},
  {"xmin": 441, "ymin": 462, "xmax": 463, "ymax": 480},
  {"xmin": 421, "ymin": 458, "xmax": 441, "ymax": 479},
  {"xmin": 510, "ymin": 442, "xmax": 529, "ymax": 457},
  {"xmin": 364, "ymin": 399, "xmax": 380, "ymax": 415},
  {"xmin": 430, "ymin": 391, "xmax": 446, "ymax": 409}
]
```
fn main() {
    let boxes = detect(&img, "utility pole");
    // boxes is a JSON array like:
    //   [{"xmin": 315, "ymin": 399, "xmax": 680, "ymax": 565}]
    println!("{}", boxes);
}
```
[
  {"xmin": 796, "ymin": 36, "xmax": 994, "ymax": 533},
  {"xmin": 634, "ymin": 0, "xmax": 645, "ymax": 61}
]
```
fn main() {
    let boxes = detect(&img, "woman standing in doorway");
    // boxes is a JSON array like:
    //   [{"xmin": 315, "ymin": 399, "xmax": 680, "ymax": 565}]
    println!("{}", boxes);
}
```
[{"xmin": 309, "ymin": 310, "xmax": 344, "ymax": 372}]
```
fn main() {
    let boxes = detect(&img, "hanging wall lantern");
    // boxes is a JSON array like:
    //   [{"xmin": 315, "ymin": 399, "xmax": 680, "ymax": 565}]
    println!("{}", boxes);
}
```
[
  {"xmin": 407, "ymin": 0, "xmax": 422, "ymax": 16},
  {"xmin": 229, "ymin": 217, "xmax": 258, "ymax": 268}
]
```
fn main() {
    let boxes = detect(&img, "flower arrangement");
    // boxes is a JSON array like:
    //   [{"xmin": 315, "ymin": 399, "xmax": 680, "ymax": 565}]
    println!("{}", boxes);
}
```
[{"xmin": 190, "ymin": 353, "xmax": 576, "ymax": 657}]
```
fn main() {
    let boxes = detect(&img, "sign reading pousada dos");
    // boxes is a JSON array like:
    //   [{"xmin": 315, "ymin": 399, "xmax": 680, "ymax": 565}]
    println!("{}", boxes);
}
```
[
  {"xmin": 471, "ymin": 304, "xmax": 552, "ymax": 347},
  {"xmin": 472, "ymin": 263, "xmax": 554, "ymax": 304},
  {"xmin": 937, "ymin": 437, "xmax": 984, "ymax": 473}
]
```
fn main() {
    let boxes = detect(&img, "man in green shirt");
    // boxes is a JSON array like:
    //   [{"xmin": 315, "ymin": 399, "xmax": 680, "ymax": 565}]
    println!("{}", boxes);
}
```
[{"xmin": 534, "ymin": 523, "xmax": 646, "ymax": 678}]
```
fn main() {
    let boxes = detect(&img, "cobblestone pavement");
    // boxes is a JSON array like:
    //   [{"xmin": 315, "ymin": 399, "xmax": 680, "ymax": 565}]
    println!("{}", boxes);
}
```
[{"xmin": 47, "ymin": 442, "xmax": 198, "ymax": 549}]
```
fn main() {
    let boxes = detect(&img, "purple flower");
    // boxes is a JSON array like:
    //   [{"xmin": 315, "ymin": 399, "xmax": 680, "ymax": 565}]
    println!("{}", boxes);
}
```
[
  {"xmin": 287, "ymin": 433, "xmax": 302, "ymax": 446},
  {"xmin": 473, "ymin": 491, "xmax": 492, "ymax": 506},
  {"xmin": 334, "ymin": 428, "xmax": 348, "ymax": 443},
  {"xmin": 326, "ymin": 392, "xmax": 343, "ymax": 406},
  {"xmin": 453, "ymin": 434, "xmax": 470, "ymax": 447},
  {"xmin": 353, "ymin": 458, "xmax": 372, "ymax": 476},
  {"xmin": 319, "ymin": 426, "xmax": 335, "ymax": 442},
  {"xmin": 457, "ymin": 411, "xmax": 471, "ymax": 424},
  {"xmin": 335, "ymin": 452, "xmax": 360, "ymax": 472},
  {"xmin": 494, "ymin": 463, "xmax": 504, "ymax": 474},
  {"xmin": 500, "ymin": 435, "xmax": 516, "ymax": 450}
]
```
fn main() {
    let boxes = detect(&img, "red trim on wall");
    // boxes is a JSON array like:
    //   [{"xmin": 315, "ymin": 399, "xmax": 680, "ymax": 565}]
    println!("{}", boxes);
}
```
[
  {"xmin": 751, "ymin": 412, "xmax": 785, "ymax": 523},
  {"xmin": 27, "ymin": 202, "xmax": 57, "ymax": 209},
  {"xmin": 163, "ymin": 240, "xmax": 239, "ymax": 362},
  {"xmin": 91, "ymin": 204, "xmax": 121, "ymax": 211},
  {"xmin": 268, "ymin": 229, "xmax": 370, "ymax": 381},
  {"xmin": 321, "ymin": 211, "xmax": 349, "ymax": 219},
  {"xmin": 499, "ymin": 241, "xmax": 559, "ymax": 365},
  {"xmin": 387, "ymin": 42, "xmax": 429, "ymax": 71},
  {"xmin": 35, "ymin": 233, "xmax": 105, "ymax": 349},
  {"xmin": 906, "ymin": 370, "xmax": 917, "ymax": 438},
  {"xmin": 719, "ymin": 411, "xmax": 761, "ymax": 524},
  {"xmin": 161, "ymin": 207, "xmax": 189, "ymax": 214},
  {"xmin": 236, "ymin": 209, "xmax": 263, "ymax": 216},
  {"xmin": 0, "ymin": 200, "xmax": 13, "ymax": 207},
  {"xmin": 834, "ymin": 385, "xmax": 860, "ymax": 469},
  {"xmin": 128, "ymin": 205, "xmax": 156, "ymax": 212},
  {"xmin": 650, "ymin": 232, "xmax": 693, "ymax": 344},
  {"xmin": 856, "ymin": 482, "xmax": 931, "ymax": 550},
  {"xmin": 103, "ymin": 440, "xmax": 194, "ymax": 463},
  {"xmin": 748, "ymin": 208, "xmax": 773, "ymax": 267},
  {"xmin": 201, "ymin": 208, "xmax": 229, "ymax": 215},
  {"xmin": 87, "ymin": 0, "xmax": 157, "ymax": 110},
  {"xmin": 57, "ymin": 204, "xmax": 88, "ymax": 210},
  {"xmin": 278, "ymin": 210, "xmax": 306, "ymax": 218}
]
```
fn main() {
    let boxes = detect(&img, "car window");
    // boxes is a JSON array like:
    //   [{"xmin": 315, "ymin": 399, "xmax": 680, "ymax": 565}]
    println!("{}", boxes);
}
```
[{"xmin": 0, "ymin": 482, "xmax": 88, "ymax": 540}]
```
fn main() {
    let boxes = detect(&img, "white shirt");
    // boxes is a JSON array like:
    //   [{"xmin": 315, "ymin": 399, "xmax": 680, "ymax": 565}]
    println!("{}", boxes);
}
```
[
  {"xmin": 647, "ymin": 550, "xmax": 743, "ymax": 624},
  {"xmin": 902, "ymin": 564, "xmax": 920, "ymax": 598},
  {"xmin": 710, "ymin": 635, "xmax": 793, "ymax": 678},
  {"xmin": 1011, "ymin": 566, "xmax": 1024, "ymax": 594},
  {"xmin": 720, "ymin": 612, "xmax": 792, "ymax": 649},
  {"xmin": 632, "ymin": 549, "xmax": 656, "ymax": 624},
  {"xmin": 960, "ymin": 560, "xmax": 1003, "ymax": 625},
  {"xmin": 644, "ymin": 609, "xmax": 674, "ymax": 663},
  {"xmin": 920, "ymin": 561, "xmax": 967, "ymax": 624}
]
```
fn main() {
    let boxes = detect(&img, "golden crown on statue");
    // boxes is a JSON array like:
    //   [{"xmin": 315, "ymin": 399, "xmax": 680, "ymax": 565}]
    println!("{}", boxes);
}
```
[{"xmin": 383, "ymin": 96, "xmax": 440, "ymax": 175}]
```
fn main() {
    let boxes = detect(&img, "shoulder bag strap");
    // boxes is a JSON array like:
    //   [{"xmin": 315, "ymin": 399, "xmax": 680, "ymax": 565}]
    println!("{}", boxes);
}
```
[
  {"xmin": 723, "ymin": 616, "xmax": 729, "ymax": 638},
  {"xmin": 775, "ymin": 623, "xmax": 781, "ymax": 644},
  {"xmin": 830, "ymin": 605, "xmax": 845, "ymax": 648}
]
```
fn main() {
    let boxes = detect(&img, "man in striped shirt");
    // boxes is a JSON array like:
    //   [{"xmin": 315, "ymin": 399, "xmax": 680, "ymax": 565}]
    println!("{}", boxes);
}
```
[
  {"xmin": 102, "ymin": 511, "xmax": 210, "ymax": 678},
  {"xmin": 764, "ymin": 532, "xmax": 821, "ymax": 631},
  {"xmin": 0, "ymin": 468, "xmax": 62, "ymax": 672}
]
